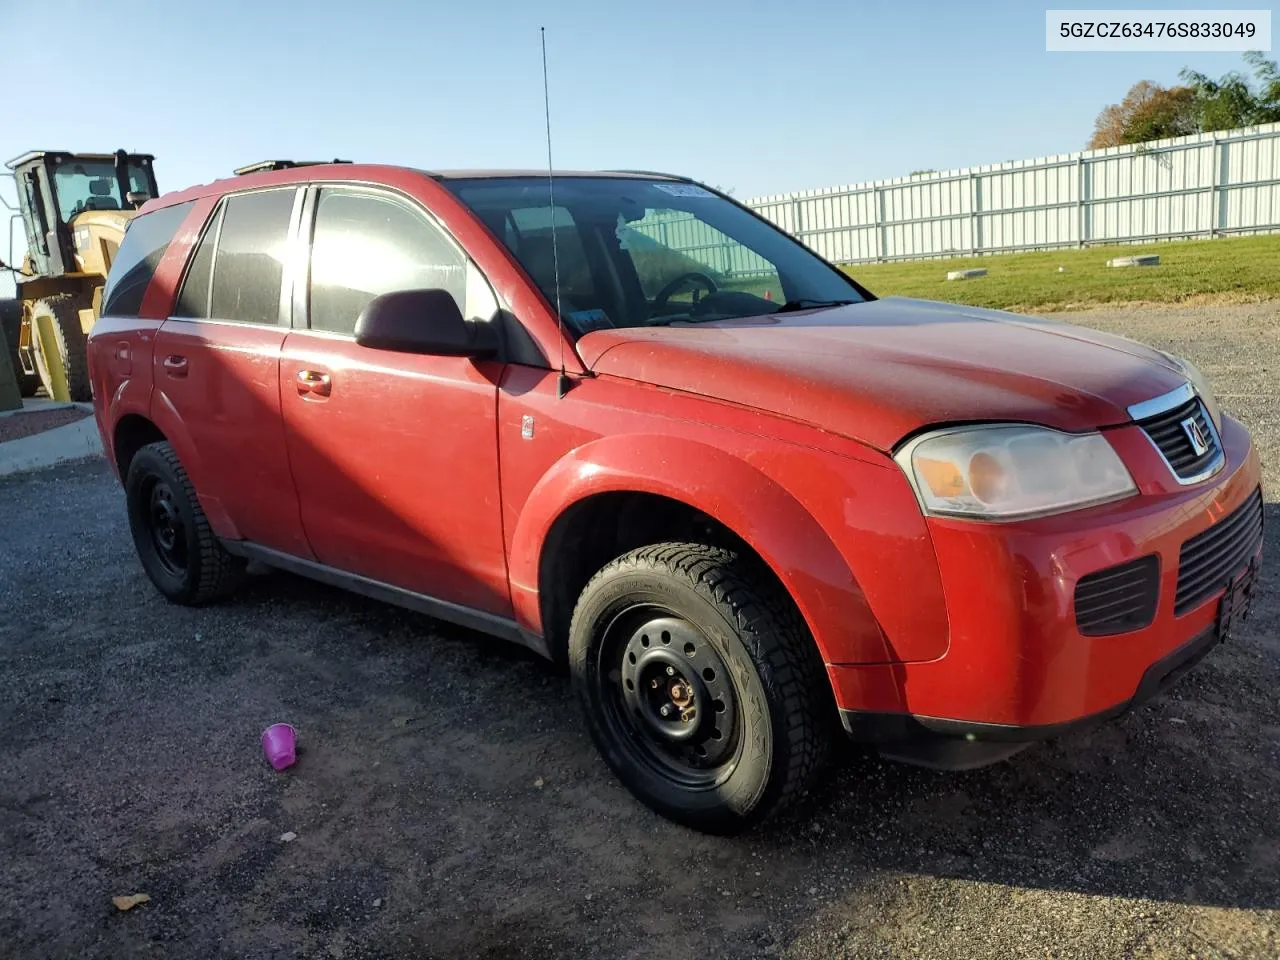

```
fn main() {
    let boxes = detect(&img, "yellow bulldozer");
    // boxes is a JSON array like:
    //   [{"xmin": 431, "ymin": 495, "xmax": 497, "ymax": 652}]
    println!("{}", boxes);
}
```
[{"xmin": 1, "ymin": 149, "xmax": 159, "ymax": 403}]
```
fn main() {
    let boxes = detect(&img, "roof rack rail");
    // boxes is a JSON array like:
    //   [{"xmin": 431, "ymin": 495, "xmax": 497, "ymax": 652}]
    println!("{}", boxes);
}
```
[
  {"xmin": 233, "ymin": 159, "xmax": 353, "ymax": 176},
  {"xmin": 602, "ymin": 169, "xmax": 692, "ymax": 181}
]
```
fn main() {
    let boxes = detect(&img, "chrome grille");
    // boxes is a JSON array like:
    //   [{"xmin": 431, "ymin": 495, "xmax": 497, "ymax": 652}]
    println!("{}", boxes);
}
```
[{"xmin": 1134, "ymin": 395, "xmax": 1223, "ymax": 483}]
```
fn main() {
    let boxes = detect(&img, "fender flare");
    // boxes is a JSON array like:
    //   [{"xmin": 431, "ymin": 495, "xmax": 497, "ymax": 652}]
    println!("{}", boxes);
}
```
[
  {"xmin": 507, "ymin": 434, "xmax": 885, "ymax": 664},
  {"xmin": 147, "ymin": 385, "xmax": 240, "ymax": 539},
  {"xmin": 103, "ymin": 378, "xmax": 152, "ymax": 477}
]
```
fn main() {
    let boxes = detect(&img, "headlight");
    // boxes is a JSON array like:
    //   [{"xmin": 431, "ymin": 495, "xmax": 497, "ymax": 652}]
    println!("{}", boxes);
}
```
[
  {"xmin": 1160, "ymin": 352, "xmax": 1221, "ymax": 429},
  {"xmin": 895, "ymin": 424, "xmax": 1137, "ymax": 520}
]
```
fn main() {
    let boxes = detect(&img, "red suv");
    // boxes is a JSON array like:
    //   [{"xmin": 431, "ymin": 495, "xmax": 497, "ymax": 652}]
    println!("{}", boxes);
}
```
[{"xmin": 88, "ymin": 162, "xmax": 1264, "ymax": 832}]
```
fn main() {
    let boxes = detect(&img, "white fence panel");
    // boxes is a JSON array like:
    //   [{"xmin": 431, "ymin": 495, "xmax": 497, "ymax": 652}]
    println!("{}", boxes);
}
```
[{"xmin": 745, "ymin": 122, "xmax": 1280, "ymax": 262}]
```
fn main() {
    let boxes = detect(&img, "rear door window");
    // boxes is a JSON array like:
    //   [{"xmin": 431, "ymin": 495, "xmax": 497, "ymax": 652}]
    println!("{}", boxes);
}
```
[
  {"xmin": 173, "ymin": 205, "xmax": 222, "ymax": 319},
  {"xmin": 102, "ymin": 200, "xmax": 194, "ymax": 317},
  {"xmin": 209, "ymin": 189, "xmax": 296, "ymax": 325},
  {"xmin": 171, "ymin": 189, "xmax": 295, "ymax": 325}
]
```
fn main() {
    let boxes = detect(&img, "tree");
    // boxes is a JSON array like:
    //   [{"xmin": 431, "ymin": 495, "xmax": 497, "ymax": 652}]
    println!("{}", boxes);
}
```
[
  {"xmin": 1089, "ymin": 53, "xmax": 1280, "ymax": 148},
  {"xmin": 1179, "ymin": 51, "xmax": 1280, "ymax": 130},
  {"xmin": 1088, "ymin": 81, "xmax": 1197, "ymax": 149}
]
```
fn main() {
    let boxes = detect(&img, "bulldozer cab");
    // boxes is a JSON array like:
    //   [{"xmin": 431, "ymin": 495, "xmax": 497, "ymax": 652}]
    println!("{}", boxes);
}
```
[
  {"xmin": 1, "ymin": 150, "xmax": 158, "ymax": 404},
  {"xmin": 7, "ymin": 150, "xmax": 157, "ymax": 279}
]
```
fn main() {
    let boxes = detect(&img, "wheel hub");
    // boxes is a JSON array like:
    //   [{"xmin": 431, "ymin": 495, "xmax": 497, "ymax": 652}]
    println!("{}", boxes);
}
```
[
  {"xmin": 147, "ymin": 481, "xmax": 187, "ymax": 574},
  {"xmin": 617, "ymin": 615, "xmax": 737, "ymax": 767}
]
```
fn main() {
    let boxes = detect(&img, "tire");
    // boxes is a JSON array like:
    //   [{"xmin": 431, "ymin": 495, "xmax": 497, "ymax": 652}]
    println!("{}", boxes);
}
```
[
  {"xmin": 569, "ymin": 542, "xmax": 832, "ymax": 834},
  {"xmin": 0, "ymin": 300, "xmax": 39, "ymax": 397},
  {"xmin": 125, "ymin": 441, "xmax": 245, "ymax": 604},
  {"xmin": 29, "ymin": 293, "xmax": 92, "ymax": 402}
]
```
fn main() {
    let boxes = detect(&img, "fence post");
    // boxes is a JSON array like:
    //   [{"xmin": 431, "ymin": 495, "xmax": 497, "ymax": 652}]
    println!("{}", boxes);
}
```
[
  {"xmin": 791, "ymin": 198, "xmax": 804, "ymax": 246},
  {"xmin": 1076, "ymin": 156, "xmax": 1087, "ymax": 247},
  {"xmin": 874, "ymin": 187, "xmax": 886, "ymax": 261},
  {"xmin": 1209, "ymin": 136, "xmax": 1221, "ymax": 238},
  {"xmin": 969, "ymin": 173, "xmax": 980, "ymax": 255}
]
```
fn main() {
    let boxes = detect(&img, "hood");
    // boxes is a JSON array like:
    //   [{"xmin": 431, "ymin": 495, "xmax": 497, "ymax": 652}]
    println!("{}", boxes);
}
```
[{"xmin": 577, "ymin": 296, "xmax": 1188, "ymax": 451}]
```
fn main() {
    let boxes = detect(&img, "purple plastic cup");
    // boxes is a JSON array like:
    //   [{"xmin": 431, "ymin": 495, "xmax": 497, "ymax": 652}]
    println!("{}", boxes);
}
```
[{"xmin": 261, "ymin": 723, "xmax": 297, "ymax": 771}]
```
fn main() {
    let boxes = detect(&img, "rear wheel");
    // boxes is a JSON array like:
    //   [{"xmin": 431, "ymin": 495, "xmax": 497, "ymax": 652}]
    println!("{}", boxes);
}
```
[
  {"xmin": 125, "ymin": 441, "xmax": 245, "ymax": 604},
  {"xmin": 29, "ymin": 294, "xmax": 92, "ymax": 402},
  {"xmin": 569, "ymin": 542, "xmax": 832, "ymax": 834}
]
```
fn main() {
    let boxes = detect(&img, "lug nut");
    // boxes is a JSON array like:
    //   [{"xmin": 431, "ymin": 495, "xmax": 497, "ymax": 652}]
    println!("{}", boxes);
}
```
[
  {"xmin": 660, "ymin": 705, "xmax": 671, "ymax": 717},
  {"xmin": 666, "ymin": 666, "xmax": 675, "ymax": 676},
  {"xmin": 651, "ymin": 678, "xmax": 661, "ymax": 689}
]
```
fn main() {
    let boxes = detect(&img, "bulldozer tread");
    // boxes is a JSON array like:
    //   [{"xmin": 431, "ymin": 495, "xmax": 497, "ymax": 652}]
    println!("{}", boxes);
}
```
[{"xmin": 30, "ymin": 294, "xmax": 92, "ymax": 402}]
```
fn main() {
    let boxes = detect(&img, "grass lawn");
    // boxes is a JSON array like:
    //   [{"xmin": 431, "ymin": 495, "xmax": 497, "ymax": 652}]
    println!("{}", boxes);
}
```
[{"xmin": 840, "ymin": 234, "xmax": 1280, "ymax": 314}]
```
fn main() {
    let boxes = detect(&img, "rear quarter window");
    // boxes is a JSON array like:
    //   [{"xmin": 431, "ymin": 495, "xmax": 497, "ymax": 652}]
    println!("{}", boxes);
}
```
[{"xmin": 101, "ymin": 201, "xmax": 194, "ymax": 317}]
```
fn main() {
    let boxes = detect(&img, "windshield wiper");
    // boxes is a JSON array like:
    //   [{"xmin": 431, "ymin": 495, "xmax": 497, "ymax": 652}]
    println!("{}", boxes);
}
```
[
  {"xmin": 646, "ymin": 314, "xmax": 724, "ymax": 326},
  {"xmin": 773, "ymin": 298, "xmax": 859, "ymax": 313}
]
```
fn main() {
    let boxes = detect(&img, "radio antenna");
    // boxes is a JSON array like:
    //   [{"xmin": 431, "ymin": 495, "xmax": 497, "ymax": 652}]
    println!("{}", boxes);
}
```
[{"xmin": 541, "ymin": 27, "xmax": 571, "ymax": 399}]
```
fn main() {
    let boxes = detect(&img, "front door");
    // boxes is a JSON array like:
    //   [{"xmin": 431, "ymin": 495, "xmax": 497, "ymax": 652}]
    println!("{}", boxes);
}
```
[
  {"xmin": 153, "ymin": 186, "xmax": 313, "ymax": 558},
  {"xmin": 279, "ymin": 186, "xmax": 510, "ymax": 615}
]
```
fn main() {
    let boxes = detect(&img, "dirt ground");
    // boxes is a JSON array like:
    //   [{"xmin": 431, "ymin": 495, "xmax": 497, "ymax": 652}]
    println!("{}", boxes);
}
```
[{"xmin": 1, "ymin": 301, "xmax": 1277, "ymax": 960}]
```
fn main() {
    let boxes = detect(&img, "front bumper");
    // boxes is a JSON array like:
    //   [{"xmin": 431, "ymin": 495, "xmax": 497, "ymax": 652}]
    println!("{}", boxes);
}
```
[
  {"xmin": 840, "ymin": 622, "xmax": 1228, "ymax": 769},
  {"xmin": 830, "ymin": 414, "xmax": 1264, "ymax": 766}
]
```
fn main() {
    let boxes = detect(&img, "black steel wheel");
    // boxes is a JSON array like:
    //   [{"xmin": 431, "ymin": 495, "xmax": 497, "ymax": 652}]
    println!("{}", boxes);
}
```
[
  {"xmin": 570, "ymin": 542, "xmax": 832, "ymax": 834},
  {"xmin": 125, "ymin": 441, "xmax": 244, "ymax": 605},
  {"xmin": 145, "ymin": 477, "xmax": 188, "ymax": 577},
  {"xmin": 607, "ymin": 609, "xmax": 740, "ymax": 787}
]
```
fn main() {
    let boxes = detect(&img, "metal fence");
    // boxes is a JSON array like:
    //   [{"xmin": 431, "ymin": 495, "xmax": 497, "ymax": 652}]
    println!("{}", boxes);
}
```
[{"xmin": 745, "ymin": 122, "xmax": 1280, "ymax": 264}]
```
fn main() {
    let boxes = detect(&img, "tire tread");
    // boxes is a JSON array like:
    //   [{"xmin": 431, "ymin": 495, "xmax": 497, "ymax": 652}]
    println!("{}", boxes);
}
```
[
  {"xmin": 573, "ymin": 541, "xmax": 831, "ymax": 829},
  {"xmin": 130, "ymin": 441, "xmax": 243, "ymax": 604},
  {"xmin": 31, "ymin": 294, "xmax": 91, "ymax": 402}
]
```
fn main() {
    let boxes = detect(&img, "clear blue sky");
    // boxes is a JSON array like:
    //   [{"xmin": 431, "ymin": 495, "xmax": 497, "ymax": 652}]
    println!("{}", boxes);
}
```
[{"xmin": 1, "ymin": 0, "xmax": 1268, "ymax": 292}]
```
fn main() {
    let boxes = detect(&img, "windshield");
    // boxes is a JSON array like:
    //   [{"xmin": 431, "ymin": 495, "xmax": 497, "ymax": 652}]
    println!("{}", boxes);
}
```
[
  {"xmin": 51, "ymin": 158, "xmax": 154, "ymax": 222},
  {"xmin": 443, "ymin": 177, "xmax": 867, "ymax": 336}
]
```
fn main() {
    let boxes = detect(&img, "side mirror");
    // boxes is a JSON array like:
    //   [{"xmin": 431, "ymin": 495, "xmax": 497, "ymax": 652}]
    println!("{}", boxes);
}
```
[{"xmin": 354, "ymin": 288, "xmax": 497, "ymax": 358}]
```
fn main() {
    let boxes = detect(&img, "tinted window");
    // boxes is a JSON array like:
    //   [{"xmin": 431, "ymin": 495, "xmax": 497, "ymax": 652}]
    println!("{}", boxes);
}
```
[
  {"xmin": 102, "ymin": 201, "xmax": 193, "ymax": 317},
  {"xmin": 173, "ymin": 206, "xmax": 221, "ymax": 318},
  {"xmin": 308, "ymin": 190, "xmax": 472, "ymax": 335},
  {"xmin": 209, "ymin": 189, "xmax": 295, "ymax": 325}
]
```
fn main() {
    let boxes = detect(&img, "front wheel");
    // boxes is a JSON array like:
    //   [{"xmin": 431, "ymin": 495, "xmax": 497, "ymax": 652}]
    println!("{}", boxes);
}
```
[{"xmin": 569, "ymin": 543, "xmax": 832, "ymax": 833}]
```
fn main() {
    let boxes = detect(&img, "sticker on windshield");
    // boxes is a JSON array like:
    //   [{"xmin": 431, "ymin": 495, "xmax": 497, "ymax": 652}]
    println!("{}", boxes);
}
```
[{"xmin": 652, "ymin": 183, "xmax": 715, "ymax": 198}]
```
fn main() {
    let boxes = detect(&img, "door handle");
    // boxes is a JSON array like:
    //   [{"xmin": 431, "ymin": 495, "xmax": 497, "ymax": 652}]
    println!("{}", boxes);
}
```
[
  {"xmin": 163, "ymin": 355, "xmax": 188, "ymax": 378},
  {"xmin": 296, "ymin": 369, "xmax": 332, "ymax": 398}
]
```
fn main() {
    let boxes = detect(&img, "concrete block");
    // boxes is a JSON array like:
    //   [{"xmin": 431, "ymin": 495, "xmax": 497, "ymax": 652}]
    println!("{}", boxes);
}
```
[{"xmin": 1107, "ymin": 255, "xmax": 1160, "ymax": 267}]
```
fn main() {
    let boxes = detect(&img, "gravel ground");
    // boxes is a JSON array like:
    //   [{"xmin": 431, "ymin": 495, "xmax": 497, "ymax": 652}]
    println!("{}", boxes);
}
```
[{"xmin": 1, "ymin": 301, "xmax": 1277, "ymax": 960}]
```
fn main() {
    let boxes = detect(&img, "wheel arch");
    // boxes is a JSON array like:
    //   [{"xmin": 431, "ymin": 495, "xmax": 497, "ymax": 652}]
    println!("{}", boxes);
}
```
[
  {"xmin": 145, "ymin": 388, "xmax": 239, "ymax": 539},
  {"xmin": 112, "ymin": 413, "xmax": 168, "ymax": 480},
  {"xmin": 509, "ymin": 434, "xmax": 883, "ymax": 667}
]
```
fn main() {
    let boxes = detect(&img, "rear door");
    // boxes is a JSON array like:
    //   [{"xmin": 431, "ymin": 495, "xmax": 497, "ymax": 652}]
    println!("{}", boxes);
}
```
[
  {"xmin": 152, "ymin": 187, "xmax": 313, "ymax": 558},
  {"xmin": 279, "ymin": 185, "xmax": 510, "ymax": 614}
]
